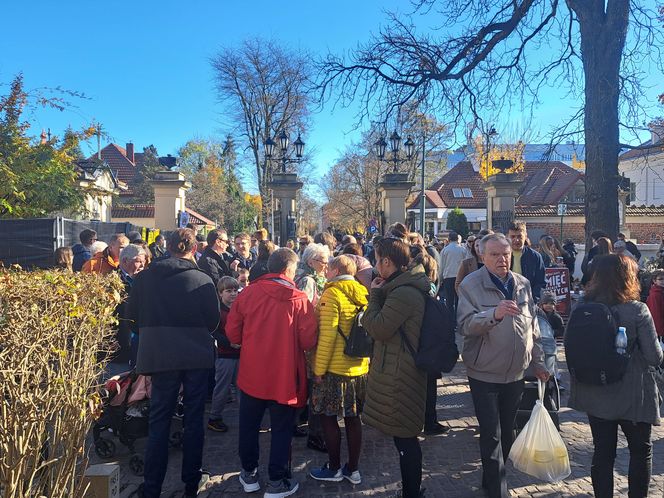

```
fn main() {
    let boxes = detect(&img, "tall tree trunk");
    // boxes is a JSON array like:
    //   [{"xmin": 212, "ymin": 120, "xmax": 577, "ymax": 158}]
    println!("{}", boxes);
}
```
[{"xmin": 573, "ymin": 0, "xmax": 629, "ymax": 248}]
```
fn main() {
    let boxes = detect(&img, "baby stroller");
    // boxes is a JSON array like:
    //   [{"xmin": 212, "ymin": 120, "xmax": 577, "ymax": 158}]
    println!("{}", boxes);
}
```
[
  {"xmin": 514, "ymin": 313, "xmax": 561, "ymax": 431},
  {"xmin": 93, "ymin": 370, "xmax": 183, "ymax": 476}
]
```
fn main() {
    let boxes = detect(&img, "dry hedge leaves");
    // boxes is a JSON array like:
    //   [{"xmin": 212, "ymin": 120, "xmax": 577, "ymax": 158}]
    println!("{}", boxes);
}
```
[{"xmin": 0, "ymin": 267, "xmax": 123, "ymax": 497}]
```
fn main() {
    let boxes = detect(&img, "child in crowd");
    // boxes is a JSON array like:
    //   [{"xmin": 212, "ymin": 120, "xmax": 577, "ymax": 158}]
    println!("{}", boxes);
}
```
[
  {"xmin": 537, "ymin": 291, "xmax": 563, "ymax": 378},
  {"xmin": 237, "ymin": 268, "xmax": 249, "ymax": 290},
  {"xmin": 208, "ymin": 276, "xmax": 240, "ymax": 432},
  {"xmin": 646, "ymin": 269, "xmax": 664, "ymax": 344}
]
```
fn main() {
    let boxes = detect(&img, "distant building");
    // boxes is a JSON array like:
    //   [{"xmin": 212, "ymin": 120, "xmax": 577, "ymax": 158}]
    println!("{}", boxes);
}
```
[
  {"xmin": 74, "ymin": 159, "xmax": 126, "ymax": 222},
  {"xmin": 619, "ymin": 125, "xmax": 664, "ymax": 205}
]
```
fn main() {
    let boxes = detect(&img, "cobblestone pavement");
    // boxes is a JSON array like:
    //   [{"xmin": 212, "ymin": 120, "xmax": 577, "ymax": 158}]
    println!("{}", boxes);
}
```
[{"xmin": 93, "ymin": 352, "xmax": 664, "ymax": 497}]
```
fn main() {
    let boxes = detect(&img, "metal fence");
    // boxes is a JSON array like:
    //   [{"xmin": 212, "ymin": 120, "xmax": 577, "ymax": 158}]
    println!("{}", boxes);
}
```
[{"xmin": 0, "ymin": 218, "xmax": 143, "ymax": 269}]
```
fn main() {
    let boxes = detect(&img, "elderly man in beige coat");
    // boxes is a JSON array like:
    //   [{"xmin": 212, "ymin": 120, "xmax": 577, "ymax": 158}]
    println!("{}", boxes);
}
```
[{"xmin": 457, "ymin": 233, "xmax": 548, "ymax": 498}]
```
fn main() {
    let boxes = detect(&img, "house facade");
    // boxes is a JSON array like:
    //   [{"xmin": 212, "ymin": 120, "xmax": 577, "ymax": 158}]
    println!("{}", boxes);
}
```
[{"xmin": 619, "ymin": 127, "xmax": 664, "ymax": 205}]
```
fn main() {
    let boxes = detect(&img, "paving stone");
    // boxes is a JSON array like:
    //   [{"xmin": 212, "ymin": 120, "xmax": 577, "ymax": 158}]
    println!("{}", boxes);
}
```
[{"xmin": 90, "ymin": 352, "xmax": 664, "ymax": 497}]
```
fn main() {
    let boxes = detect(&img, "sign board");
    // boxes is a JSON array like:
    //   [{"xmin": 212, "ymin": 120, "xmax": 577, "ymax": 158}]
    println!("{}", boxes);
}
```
[
  {"xmin": 178, "ymin": 210, "xmax": 190, "ymax": 228},
  {"xmin": 557, "ymin": 203, "xmax": 567, "ymax": 216},
  {"xmin": 544, "ymin": 267, "xmax": 571, "ymax": 316},
  {"xmin": 368, "ymin": 225, "xmax": 377, "ymax": 234}
]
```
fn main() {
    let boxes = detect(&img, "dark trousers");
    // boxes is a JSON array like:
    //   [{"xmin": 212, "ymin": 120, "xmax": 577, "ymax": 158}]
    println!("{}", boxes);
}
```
[
  {"xmin": 143, "ymin": 369, "xmax": 210, "ymax": 498},
  {"xmin": 239, "ymin": 391, "xmax": 296, "ymax": 481},
  {"xmin": 393, "ymin": 436, "xmax": 422, "ymax": 498},
  {"xmin": 424, "ymin": 374, "xmax": 439, "ymax": 427},
  {"xmin": 442, "ymin": 277, "xmax": 458, "ymax": 325},
  {"xmin": 588, "ymin": 415, "xmax": 653, "ymax": 498},
  {"xmin": 468, "ymin": 377, "xmax": 524, "ymax": 498}
]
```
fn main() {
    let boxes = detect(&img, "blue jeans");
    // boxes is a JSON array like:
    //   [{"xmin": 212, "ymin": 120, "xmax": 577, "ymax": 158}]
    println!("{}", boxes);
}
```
[
  {"xmin": 142, "ymin": 369, "xmax": 210, "ymax": 498},
  {"xmin": 239, "ymin": 391, "xmax": 296, "ymax": 481}
]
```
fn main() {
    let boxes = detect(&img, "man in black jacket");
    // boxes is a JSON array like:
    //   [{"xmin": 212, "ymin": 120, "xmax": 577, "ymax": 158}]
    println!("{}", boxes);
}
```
[
  {"xmin": 128, "ymin": 229, "xmax": 220, "ymax": 498},
  {"xmin": 198, "ymin": 229, "xmax": 233, "ymax": 286},
  {"xmin": 507, "ymin": 221, "xmax": 546, "ymax": 302}
]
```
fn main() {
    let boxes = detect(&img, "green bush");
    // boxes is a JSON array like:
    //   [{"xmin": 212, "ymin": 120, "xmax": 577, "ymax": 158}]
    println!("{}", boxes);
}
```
[{"xmin": 446, "ymin": 207, "xmax": 469, "ymax": 238}]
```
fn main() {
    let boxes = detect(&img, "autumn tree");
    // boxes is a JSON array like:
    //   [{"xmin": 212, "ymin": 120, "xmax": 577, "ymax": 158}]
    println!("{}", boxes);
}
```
[
  {"xmin": 318, "ymin": 0, "xmax": 664, "ymax": 245},
  {"xmin": 211, "ymin": 39, "xmax": 313, "ymax": 225},
  {"xmin": 178, "ymin": 137, "xmax": 258, "ymax": 233},
  {"xmin": 0, "ymin": 75, "xmax": 90, "ymax": 218}
]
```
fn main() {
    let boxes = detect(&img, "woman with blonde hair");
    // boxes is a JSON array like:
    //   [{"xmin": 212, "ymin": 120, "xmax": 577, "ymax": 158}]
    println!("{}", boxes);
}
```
[{"xmin": 309, "ymin": 255, "xmax": 369, "ymax": 484}]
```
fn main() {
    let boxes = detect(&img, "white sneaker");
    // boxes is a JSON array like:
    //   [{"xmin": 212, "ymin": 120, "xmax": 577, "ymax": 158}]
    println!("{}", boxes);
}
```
[
  {"xmin": 342, "ymin": 463, "xmax": 361, "ymax": 485},
  {"xmin": 239, "ymin": 468, "xmax": 261, "ymax": 493},
  {"xmin": 263, "ymin": 478, "xmax": 299, "ymax": 498}
]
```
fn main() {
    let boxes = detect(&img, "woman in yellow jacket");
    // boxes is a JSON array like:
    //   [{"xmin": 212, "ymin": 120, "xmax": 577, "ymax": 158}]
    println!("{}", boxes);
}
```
[{"xmin": 309, "ymin": 255, "xmax": 369, "ymax": 485}]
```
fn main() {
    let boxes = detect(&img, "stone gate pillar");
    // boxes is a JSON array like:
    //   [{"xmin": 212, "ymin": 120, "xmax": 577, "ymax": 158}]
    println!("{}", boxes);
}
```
[
  {"xmin": 485, "ymin": 173, "xmax": 523, "ymax": 232},
  {"xmin": 268, "ymin": 172, "xmax": 303, "ymax": 247},
  {"xmin": 378, "ymin": 173, "xmax": 415, "ymax": 233},
  {"xmin": 151, "ymin": 171, "xmax": 191, "ymax": 231}
]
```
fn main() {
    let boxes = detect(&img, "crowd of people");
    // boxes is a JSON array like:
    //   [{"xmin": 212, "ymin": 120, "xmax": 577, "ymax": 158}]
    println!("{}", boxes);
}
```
[{"xmin": 51, "ymin": 220, "xmax": 664, "ymax": 498}]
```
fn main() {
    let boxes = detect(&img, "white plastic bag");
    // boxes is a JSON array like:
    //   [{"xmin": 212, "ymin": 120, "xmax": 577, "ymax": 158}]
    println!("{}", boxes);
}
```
[{"xmin": 508, "ymin": 380, "xmax": 571, "ymax": 482}]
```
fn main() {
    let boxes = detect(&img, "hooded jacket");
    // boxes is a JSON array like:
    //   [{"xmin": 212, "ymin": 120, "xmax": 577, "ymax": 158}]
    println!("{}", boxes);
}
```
[
  {"xmin": 72, "ymin": 243, "xmax": 92, "ymax": 272},
  {"xmin": 225, "ymin": 273, "xmax": 318, "ymax": 407},
  {"xmin": 361, "ymin": 265, "xmax": 430, "ymax": 438},
  {"xmin": 82, "ymin": 247, "xmax": 118, "ymax": 274},
  {"xmin": 314, "ymin": 277, "xmax": 369, "ymax": 377},
  {"xmin": 457, "ymin": 266, "xmax": 545, "ymax": 384},
  {"xmin": 128, "ymin": 256, "xmax": 219, "ymax": 374},
  {"xmin": 646, "ymin": 283, "xmax": 664, "ymax": 337}
]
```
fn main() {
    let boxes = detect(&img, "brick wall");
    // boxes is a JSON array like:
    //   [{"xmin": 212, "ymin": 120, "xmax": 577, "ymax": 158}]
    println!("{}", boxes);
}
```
[{"xmin": 521, "ymin": 219, "xmax": 664, "ymax": 243}]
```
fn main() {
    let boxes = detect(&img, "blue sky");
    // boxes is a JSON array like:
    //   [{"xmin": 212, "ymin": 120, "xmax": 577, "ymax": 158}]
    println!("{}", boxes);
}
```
[{"xmin": 1, "ymin": 0, "xmax": 661, "ymax": 193}]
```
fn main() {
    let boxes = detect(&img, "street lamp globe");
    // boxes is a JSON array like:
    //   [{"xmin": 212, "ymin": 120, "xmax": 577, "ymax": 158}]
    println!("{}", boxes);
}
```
[
  {"xmin": 389, "ymin": 130, "xmax": 402, "ymax": 154},
  {"xmin": 264, "ymin": 137, "xmax": 276, "ymax": 158},
  {"xmin": 293, "ymin": 134, "xmax": 305, "ymax": 158},
  {"xmin": 278, "ymin": 130, "xmax": 289, "ymax": 154},
  {"xmin": 374, "ymin": 137, "xmax": 387, "ymax": 160},
  {"xmin": 404, "ymin": 136, "xmax": 415, "ymax": 160}
]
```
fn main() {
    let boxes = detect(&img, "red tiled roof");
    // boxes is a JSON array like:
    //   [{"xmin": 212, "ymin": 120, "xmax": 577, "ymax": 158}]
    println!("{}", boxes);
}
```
[
  {"xmin": 514, "ymin": 204, "xmax": 664, "ymax": 218},
  {"xmin": 431, "ymin": 162, "xmax": 487, "ymax": 208},
  {"xmin": 620, "ymin": 140, "xmax": 664, "ymax": 161},
  {"xmin": 111, "ymin": 205, "xmax": 216, "ymax": 226},
  {"xmin": 88, "ymin": 144, "xmax": 138, "ymax": 195},
  {"xmin": 407, "ymin": 190, "xmax": 446, "ymax": 209},
  {"xmin": 111, "ymin": 204, "xmax": 154, "ymax": 218},
  {"xmin": 516, "ymin": 161, "xmax": 582, "ymax": 205},
  {"xmin": 185, "ymin": 207, "xmax": 215, "ymax": 226}
]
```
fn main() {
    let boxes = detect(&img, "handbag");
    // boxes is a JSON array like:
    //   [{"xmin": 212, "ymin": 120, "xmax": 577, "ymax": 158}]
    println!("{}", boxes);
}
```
[
  {"xmin": 508, "ymin": 380, "xmax": 571, "ymax": 483},
  {"xmin": 336, "ymin": 306, "xmax": 373, "ymax": 358}
]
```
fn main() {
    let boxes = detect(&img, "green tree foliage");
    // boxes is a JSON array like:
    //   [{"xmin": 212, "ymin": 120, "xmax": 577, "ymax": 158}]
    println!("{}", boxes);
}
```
[
  {"xmin": 446, "ymin": 207, "xmax": 469, "ymax": 239},
  {"xmin": 178, "ymin": 137, "xmax": 258, "ymax": 232},
  {"xmin": 0, "ymin": 75, "xmax": 87, "ymax": 218},
  {"xmin": 130, "ymin": 144, "xmax": 163, "ymax": 203}
]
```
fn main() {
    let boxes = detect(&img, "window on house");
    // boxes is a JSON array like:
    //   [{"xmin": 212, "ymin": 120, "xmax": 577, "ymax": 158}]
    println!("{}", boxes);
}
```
[
  {"xmin": 468, "ymin": 222, "xmax": 482, "ymax": 232},
  {"xmin": 462, "ymin": 188, "xmax": 473, "ymax": 198},
  {"xmin": 452, "ymin": 188, "xmax": 463, "ymax": 197},
  {"xmin": 630, "ymin": 182, "xmax": 637, "ymax": 203}
]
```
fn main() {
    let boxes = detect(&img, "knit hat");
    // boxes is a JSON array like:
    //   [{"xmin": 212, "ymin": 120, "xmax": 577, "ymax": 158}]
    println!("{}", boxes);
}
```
[{"xmin": 540, "ymin": 291, "xmax": 556, "ymax": 305}]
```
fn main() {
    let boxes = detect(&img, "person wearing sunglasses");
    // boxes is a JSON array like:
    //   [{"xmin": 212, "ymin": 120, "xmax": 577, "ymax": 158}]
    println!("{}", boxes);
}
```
[{"xmin": 198, "ymin": 229, "xmax": 233, "ymax": 286}]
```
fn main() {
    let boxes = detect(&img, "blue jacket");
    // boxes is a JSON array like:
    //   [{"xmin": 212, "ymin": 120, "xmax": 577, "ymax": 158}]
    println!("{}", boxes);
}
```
[
  {"xmin": 511, "ymin": 246, "xmax": 545, "ymax": 302},
  {"xmin": 72, "ymin": 243, "xmax": 92, "ymax": 272}
]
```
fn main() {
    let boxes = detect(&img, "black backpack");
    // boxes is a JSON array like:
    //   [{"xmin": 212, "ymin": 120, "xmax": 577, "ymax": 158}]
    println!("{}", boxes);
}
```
[
  {"xmin": 399, "ymin": 291, "xmax": 459, "ymax": 374},
  {"xmin": 336, "ymin": 306, "xmax": 373, "ymax": 358},
  {"xmin": 564, "ymin": 302, "xmax": 630, "ymax": 385}
]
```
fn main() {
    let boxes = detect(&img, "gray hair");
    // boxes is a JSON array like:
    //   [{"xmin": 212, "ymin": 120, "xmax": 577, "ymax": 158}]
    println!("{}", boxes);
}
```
[
  {"xmin": 267, "ymin": 248, "xmax": 299, "ymax": 274},
  {"xmin": 301, "ymin": 243, "xmax": 331, "ymax": 267},
  {"xmin": 478, "ymin": 233, "xmax": 511, "ymax": 255},
  {"xmin": 120, "ymin": 243, "xmax": 147, "ymax": 262}
]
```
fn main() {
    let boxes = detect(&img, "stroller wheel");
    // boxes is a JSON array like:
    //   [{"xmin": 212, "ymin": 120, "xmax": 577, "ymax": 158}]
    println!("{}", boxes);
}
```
[
  {"xmin": 169, "ymin": 431, "xmax": 182, "ymax": 449},
  {"xmin": 129, "ymin": 454, "xmax": 144, "ymax": 476},
  {"xmin": 94, "ymin": 438, "xmax": 116, "ymax": 459}
]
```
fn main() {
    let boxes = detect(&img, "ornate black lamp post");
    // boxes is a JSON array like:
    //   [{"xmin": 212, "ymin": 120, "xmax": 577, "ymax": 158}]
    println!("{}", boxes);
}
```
[{"xmin": 265, "ymin": 130, "xmax": 304, "ymax": 173}]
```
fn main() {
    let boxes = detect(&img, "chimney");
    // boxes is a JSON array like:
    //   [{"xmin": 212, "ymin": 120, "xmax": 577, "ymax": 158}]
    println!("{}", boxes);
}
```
[
  {"xmin": 126, "ymin": 142, "xmax": 135, "ymax": 163},
  {"xmin": 650, "ymin": 123, "xmax": 664, "ymax": 145}
]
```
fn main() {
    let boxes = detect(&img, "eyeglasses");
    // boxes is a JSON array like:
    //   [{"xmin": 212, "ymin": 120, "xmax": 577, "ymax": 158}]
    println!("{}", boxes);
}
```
[
  {"xmin": 299, "ymin": 241, "xmax": 309, "ymax": 245},
  {"xmin": 312, "ymin": 258, "xmax": 328, "ymax": 265},
  {"xmin": 219, "ymin": 238, "xmax": 229, "ymax": 243}
]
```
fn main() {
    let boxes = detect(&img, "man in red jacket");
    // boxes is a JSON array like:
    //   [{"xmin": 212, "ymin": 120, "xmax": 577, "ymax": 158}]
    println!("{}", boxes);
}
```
[{"xmin": 226, "ymin": 248, "xmax": 317, "ymax": 498}]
